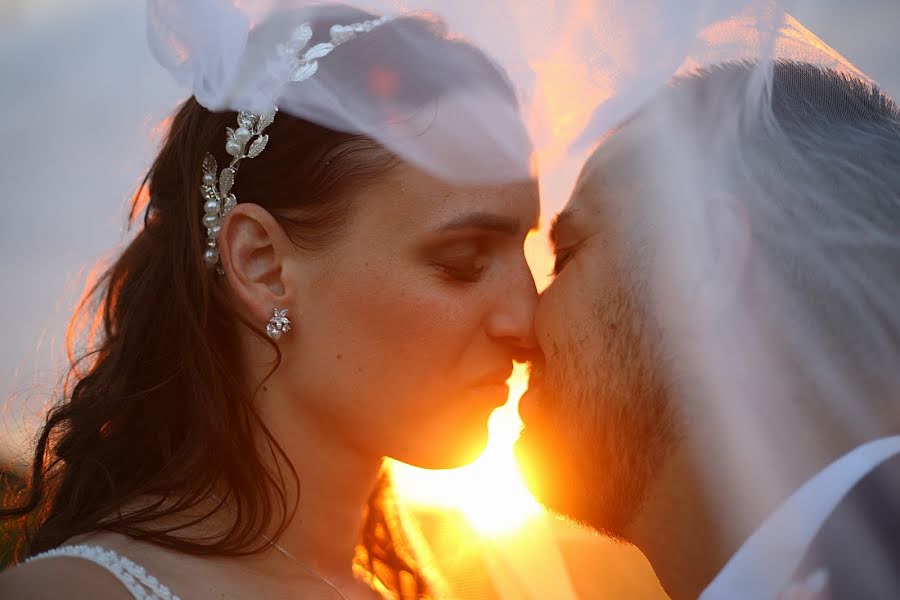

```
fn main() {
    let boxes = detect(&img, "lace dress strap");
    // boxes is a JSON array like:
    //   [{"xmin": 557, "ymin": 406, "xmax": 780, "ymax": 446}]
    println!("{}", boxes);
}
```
[{"xmin": 26, "ymin": 544, "xmax": 180, "ymax": 600}]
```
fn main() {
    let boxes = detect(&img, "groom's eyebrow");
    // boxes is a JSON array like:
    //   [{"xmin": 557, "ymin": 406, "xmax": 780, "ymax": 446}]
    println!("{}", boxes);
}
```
[
  {"xmin": 549, "ymin": 210, "xmax": 574, "ymax": 250},
  {"xmin": 438, "ymin": 212, "xmax": 523, "ymax": 235}
]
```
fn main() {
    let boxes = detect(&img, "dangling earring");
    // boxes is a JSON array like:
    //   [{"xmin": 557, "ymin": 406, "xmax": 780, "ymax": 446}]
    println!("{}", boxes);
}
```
[{"xmin": 266, "ymin": 308, "xmax": 292, "ymax": 340}]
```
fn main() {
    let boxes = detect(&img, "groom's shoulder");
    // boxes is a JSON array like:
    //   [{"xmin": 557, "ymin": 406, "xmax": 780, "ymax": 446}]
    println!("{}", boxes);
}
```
[{"xmin": 794, "ymin": 452, "xmax": 900, "ymax": 599}]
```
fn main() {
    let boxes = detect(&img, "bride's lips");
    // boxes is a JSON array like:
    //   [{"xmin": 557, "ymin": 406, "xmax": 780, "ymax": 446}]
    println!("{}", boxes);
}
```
[
  {"xmin": 467, "ymin": 366, "xmax": 514, "ymax": 405},
  {"xmin": 469, "ymin": 366, "xmax": 514, "ymax": 388}
]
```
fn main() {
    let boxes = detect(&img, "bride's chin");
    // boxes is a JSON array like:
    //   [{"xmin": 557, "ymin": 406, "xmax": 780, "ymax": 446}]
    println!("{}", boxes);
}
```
[
  {"xmin": 389, "ymin": 388, "xmax": 506, "ymax": 469},
  {"xmin": 402, "ymin": 423, "xmax": 491, "ymax": 471},
  {"xmin": 465, "ymin": 382, "xmax": 511, "ymax": 407}
]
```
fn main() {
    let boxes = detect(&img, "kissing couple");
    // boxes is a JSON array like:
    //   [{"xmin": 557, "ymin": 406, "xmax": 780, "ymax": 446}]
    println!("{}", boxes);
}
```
[{"xmin": 2, "ymin": 2, "xmax": 898, "ymax": 599}]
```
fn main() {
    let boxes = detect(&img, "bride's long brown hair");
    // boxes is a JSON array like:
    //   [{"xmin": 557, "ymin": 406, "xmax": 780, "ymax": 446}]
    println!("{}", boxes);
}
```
[
  {"xmin": 0, "ymin": 95, "xmax": 431, "ymax": 597},
  {"xmin": 0, "ymin": 9, "xmax": 523, "ymax": 595}
]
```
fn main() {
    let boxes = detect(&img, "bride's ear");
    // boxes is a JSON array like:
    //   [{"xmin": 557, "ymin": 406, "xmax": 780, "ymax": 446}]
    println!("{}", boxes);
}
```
[{"xmin": 217, "ymin": 203, "xmax": 292, "ymax": 325}]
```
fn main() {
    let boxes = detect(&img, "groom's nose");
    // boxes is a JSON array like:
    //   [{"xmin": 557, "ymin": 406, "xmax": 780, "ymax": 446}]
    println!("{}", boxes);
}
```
[{"xmin": 484, "ymin": 266, "xmax": 538, "ymax": 351}]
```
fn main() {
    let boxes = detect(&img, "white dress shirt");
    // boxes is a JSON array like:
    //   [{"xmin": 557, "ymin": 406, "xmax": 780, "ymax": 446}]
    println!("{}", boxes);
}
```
[{"xmin": 700, "ymin": 435, "xmax": 900, "ymax": 600}]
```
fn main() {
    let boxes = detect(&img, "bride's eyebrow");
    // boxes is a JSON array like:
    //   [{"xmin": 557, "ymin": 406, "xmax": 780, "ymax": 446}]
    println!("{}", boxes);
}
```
[{"xmin": 437, "ymin": 212, "xmax": 522, "ymax": 236}]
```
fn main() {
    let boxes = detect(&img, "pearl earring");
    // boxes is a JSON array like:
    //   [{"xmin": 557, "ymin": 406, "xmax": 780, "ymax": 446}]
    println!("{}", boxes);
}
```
[{"xmin": 266, "ymin": 308, "xmax": 291, "ymax": 340}]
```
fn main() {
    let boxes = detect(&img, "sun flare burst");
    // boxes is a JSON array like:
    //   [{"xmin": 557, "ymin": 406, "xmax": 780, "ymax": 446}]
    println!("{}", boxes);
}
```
[{"xmin": 390, "ymin": 363, "xmax": 543, "ymax": 536}]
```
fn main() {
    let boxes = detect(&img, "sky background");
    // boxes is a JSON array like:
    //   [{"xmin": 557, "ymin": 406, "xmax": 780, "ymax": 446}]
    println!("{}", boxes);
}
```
[{"xmin": 1, "ymin": 0, "xmax": 898, "ymax": 461}]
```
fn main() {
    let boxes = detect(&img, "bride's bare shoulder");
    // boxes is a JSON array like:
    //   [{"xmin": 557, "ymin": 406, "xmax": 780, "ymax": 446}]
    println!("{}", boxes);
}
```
[
  {"xmin": 0, "ymin": 555, "xmax": 133, "ymax": 599},
  {"xmin": 0, "ymin": 532, "xmax": 148, "ymax": 599}
]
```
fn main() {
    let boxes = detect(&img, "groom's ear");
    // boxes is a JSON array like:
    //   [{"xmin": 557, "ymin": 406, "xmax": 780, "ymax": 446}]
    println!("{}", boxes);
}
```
[{"xmin": 218, "ymin": 202, "xmax": 292, "ymax": 325}]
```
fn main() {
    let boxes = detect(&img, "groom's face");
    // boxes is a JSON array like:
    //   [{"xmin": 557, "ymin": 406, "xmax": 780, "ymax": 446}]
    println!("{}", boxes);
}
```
[{"xmin": 516, "ymin": 145, "xmax": 678, "ymax": 538}]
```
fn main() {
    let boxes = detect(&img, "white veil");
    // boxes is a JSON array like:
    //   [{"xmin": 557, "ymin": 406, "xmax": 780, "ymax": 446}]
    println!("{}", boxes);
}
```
[
  {"xmin": 634, "ymin": 16, "xmax": 900, "ymax": 599},
  {"xmin": 147, "ymin": 1, "xmax": 859, "ymax": 185},
  {"xmin": 145, "ymin": 1, "xmax": 899, "ymax": 597}
]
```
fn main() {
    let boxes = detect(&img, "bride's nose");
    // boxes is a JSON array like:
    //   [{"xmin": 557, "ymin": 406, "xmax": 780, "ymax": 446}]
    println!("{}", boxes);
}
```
[{"xmin": 484, "ymin": 266, "xmax": 538, "ymax": 351}]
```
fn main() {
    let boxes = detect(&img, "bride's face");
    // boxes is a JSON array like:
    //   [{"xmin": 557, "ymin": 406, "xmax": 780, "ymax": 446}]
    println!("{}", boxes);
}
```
[{"xmin": 279, "ymin": 164, "xmax": 539, "ymax": 468}]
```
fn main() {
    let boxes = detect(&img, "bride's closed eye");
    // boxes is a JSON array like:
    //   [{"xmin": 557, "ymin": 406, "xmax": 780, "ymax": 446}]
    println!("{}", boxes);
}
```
[{"xmin": 430, "ymin": 240, "xmax": 487, "ymax": 283}]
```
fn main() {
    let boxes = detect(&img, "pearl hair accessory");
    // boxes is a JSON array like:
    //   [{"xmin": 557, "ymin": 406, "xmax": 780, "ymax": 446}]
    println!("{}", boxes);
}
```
[
  {"xmin": 199, "ymin": 16, "xmax": 391, "ymax": 272},
  {"xmin": 200, "ymin": 111, "xmax": 275, "ymax": 272},
  {"xmin": 266, "ymin": 308, "xmax": 292, "ymax": 340}
]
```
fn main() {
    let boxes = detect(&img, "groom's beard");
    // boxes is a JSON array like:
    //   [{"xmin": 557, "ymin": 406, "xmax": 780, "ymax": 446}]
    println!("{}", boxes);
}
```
[{"xmin": 516, "ymin": 297, "xmax": 677, "ymax": 540}]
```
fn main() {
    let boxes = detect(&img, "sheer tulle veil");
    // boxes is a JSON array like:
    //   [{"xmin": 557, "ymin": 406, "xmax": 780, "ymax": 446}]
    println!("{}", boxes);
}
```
[{"xmin": 147, "ymin": 0, "xmax": 899, "ymax": 595}]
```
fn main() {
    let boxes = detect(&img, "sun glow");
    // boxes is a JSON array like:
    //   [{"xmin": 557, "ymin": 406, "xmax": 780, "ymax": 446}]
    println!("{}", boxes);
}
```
[{"xmin": 390, "ymin": 362, "xmax": 543, "ymax": 536}]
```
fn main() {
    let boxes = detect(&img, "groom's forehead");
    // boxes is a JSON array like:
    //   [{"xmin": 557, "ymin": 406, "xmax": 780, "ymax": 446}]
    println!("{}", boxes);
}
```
[
  {"xmin": 571, "ymin": 111, "xmax": 649, "ymax": 200},
  {"xmin": 554, "ymin": 118, "xmax": 657, "ymax": 246},
  {"xmin": 566, "ymin": 132, "xmax": 629, "ymax": 213}
]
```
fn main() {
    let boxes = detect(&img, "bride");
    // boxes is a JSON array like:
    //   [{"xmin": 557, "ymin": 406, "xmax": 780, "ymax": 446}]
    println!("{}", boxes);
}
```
[{"xmin": 0, "ymin": 4, "xmax": 538, "ymax": 599}]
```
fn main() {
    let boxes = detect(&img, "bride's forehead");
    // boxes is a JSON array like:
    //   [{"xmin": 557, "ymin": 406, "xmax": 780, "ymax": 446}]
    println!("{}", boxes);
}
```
[{"xmin": 383, "ymin": 162, "xmax": 537, "ymax": 209}]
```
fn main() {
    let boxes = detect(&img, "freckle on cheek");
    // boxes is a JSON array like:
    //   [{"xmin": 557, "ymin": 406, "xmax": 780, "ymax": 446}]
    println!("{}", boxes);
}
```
[{"xmin": 336, "ymin": 354, "xmax": 343, "ymax": 360}]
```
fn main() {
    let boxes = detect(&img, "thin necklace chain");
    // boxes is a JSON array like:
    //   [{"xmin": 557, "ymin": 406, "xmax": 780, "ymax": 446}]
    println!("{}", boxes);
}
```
[
  {"xmin": 209, "ymin": 494, "xmax": 349, "ymax": 600},
  {"xmin": 259, "ymin": 532, "xmax": 350, "ymax": 600}
]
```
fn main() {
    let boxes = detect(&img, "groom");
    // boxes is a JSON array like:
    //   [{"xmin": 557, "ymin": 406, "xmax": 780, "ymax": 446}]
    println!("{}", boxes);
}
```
[{"xmin": 516, "ymin": 61, "xmax": 900, "ymax": 600}]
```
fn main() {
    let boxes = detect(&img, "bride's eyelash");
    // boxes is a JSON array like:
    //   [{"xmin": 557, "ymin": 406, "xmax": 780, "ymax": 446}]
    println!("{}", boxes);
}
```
[
  {"xmin": 429, "ymin": 239, "xmax": 488, "ymax": 283},
  {"xmin": 440, "ymin": 262, "xmax": 486, "ymax": 282}
]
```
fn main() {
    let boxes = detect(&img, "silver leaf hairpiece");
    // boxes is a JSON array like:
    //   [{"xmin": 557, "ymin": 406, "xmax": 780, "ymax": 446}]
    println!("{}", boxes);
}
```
[
  {"xmin": 200, "ymin": 110, "xmax": 276, "ymax": 272},
  {"xmin": 200, "ymin": 15, "xmax": 391, "ymax": 271}
]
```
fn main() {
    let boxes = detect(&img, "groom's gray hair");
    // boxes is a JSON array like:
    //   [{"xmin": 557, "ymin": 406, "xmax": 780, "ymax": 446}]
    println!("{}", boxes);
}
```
[
  {"xmin": 699, "ymin": 61, "xmax": 900, "ymax": 399},
  {"xmin": 585, "ymin": 60, "xmax": 900, "ymax": 405}
]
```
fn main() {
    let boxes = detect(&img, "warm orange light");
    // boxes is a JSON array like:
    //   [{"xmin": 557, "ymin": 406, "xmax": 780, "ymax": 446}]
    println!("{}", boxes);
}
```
[
  {"xmin": 391, "ymin": 229, "xmax": 558, "ymax": 538},
  {"xmin": 386, "ymin": 34, "xmax": 607, "ymax": 552},
  {"xmin": 390, "ymin": 363, "xmax": 543, "ymax": 536}
]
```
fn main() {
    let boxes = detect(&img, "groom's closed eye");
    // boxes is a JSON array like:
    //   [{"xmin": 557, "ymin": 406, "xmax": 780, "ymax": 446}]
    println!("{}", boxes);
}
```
[
  {"xmin": 549, "ymin": 210, "xmax": 579, "ymax": 276},
  {"xmin": 552, "ymin": 247, "xmax": 577, "ymax": 275}
]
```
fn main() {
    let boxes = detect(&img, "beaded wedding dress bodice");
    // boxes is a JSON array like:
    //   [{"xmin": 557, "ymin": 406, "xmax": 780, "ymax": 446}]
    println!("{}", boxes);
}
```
[{"xmin": 27, "ymin": 544, "xmax": 179, "ymax": 600}]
